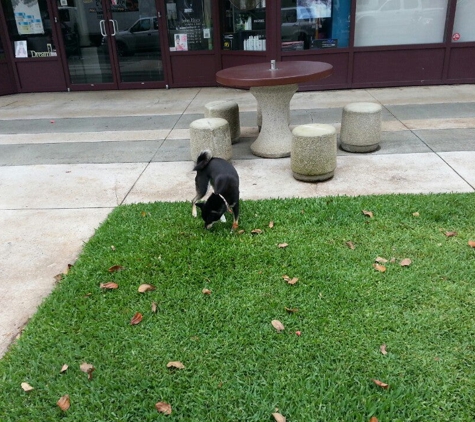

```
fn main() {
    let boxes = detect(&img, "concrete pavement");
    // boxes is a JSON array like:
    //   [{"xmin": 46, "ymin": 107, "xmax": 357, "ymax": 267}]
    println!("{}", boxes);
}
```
[{"xmin": 1, "ymin": 85, "xmax": 475, "ymax": 357}]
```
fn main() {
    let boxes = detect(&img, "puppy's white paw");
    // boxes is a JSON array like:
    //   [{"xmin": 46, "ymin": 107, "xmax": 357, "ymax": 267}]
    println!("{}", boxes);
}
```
[
  {"xmin": 220, "ymin": 214, "xmax": 226, "ymax": 222},
  {"xmin": 192, "ymin": 204, "xmax": 197, "ymax": 218}
]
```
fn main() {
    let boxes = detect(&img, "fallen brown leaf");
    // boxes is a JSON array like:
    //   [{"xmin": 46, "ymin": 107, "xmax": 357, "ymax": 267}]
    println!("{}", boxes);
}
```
[
  {"xmin": 380, "ymin": 344, "xmax": 387, "ymax": 355},
  {"xmin": 272, "ymin": 412, "xmax": 286, "ymax": 422},
  {"xmin": 269, "ymin": 221, "xmax": 274, "ymax": 228},
  {"xmin": 468, "ymin": 240, "xmax": 475, "ymax": 248},
  {"xmin": 271, "ymin": 320, "xmax": 285, "ymax": 332},
  {"xmin": 375, "ymin": 257, "xmax": 388, "ymax": 264},
  {"xmin": 284, "ymin": 307, "xmax": 299, "ymax": 313},
  {"xmin": 155, "ymin": 401, "xmax": 172, "ymax": 415},
  {"xmin": 130, "ymin": 312, "xmax": 143, "ymax": 325},
  {"xmin": 251, "ymin": 229, "xmax": 263, "ymax": 235},
  {"xmin": 400, "ymin": 258, "xmax": 412, "ymax": 267},
  {"xmin": 445, "ymin": 231, "xmax": 457, "ymax": 237},
  {"xmin": 151, "ymin": 302, "xmax": 158, "ymax": 313},
  {"xmin": 100, "ymin": 282, "xmax": 118, "ymax": 290},
  {"xmin": 138, "ymin": 284, "xmax": 156, "ymax": 293},
  {"xmin": 21, "ymin": 382, "xmax": 34, "ymax": 392},
  {"xmin": 80, "ymin": 362, "xmax": 95, "ymax": 380},
  {"xmin": 60, "ymin": 364, "xmax": 69, "ymax": 373},
  {"xmin": 237, "ymin": 229, "xmax": 245, "ymax": 234},
  {"xmin": 282, "ymin": 275, "xmax": 298, "ymax": 285},
  {"xmin": 167, "ymin": 361, "xmax": 185, "ymax": 369},
  {"xmin": 346, "ymin": 241, "xmax": 355, "ymax": 250},
  {"xmin": 108, "ymin": 265, "xmax": 124, "ymax": 272},
  {"xmin": 372, "ymin": 379, "xmax": 389, "ymax": 389},
  {"xmin": 362, "ymin": 210, "xmax": 374, "ymax": 218},
  {"xmin": 412, "ymin": 212, "xmax": 420, "ymax": 217},
  {"xmin": 369, "ymin": 417, "xmax": 379, "ymax": 422},
  {"xmin": 278, "ymin": 243, "xmax": 289, "ymax": 248},
  {"xmin": 202, "ymin": 288, "xmax": 212, "ymax": 295},
  {"xmin": 57, "ymin": 394, "xmax": 70, "ymax": 411},
  {"xmin": 373, "ymin": 263, "xmax": 387, "ymax": 273}
]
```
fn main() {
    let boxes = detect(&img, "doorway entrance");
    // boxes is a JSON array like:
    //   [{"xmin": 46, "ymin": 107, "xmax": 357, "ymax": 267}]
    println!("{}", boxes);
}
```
[{"xmin": 57, "ymin": 0, "xmax": 166, "ymax": 89}]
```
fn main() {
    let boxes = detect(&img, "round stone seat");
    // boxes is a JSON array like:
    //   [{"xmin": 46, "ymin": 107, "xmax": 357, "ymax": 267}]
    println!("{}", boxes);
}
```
[
  {"xmin": 291, "ymin": 123, "xmax": 337, "ymax": 182},
  {"xmin": 204, "ymin": 100, "xmax": 240, "ymax": 144},
  {"xmin": 340, "ymin": 102, "xmax": 382, "ymax": 153},
  {"xmin": 189, "ymin": 118, "xmax": 232, "ymax": 162}
]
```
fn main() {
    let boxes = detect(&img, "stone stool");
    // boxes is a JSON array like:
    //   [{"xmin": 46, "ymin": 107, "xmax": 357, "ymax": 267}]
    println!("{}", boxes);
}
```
[
  {"xmin": 340, "ymin": 102, "xmax": 382, "ymax": 153},
  {"xmin": 204, "ymin": 100, "xmax": 240, "ymax": 144},
  {"xmin": 189, "ymin": 117, "xmax": 232, "ymax": 162},
  {"xmin": 291, "ymin": 124, "xmax": 337, "ymax": 182}
]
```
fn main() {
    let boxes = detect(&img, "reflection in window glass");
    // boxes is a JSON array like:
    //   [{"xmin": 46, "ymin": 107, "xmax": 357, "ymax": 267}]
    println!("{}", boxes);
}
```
[
  {"xmin": 354, "ymin": 0, "xmax": 448, "ymax": 47},
  {"xmin": 0, "ymin": 36, "xmax": 4, "ymax": 59},
  {"xmin": 222, "ymin": 0, "xmax": 266, "ymax": 51},
  {"xmin": 281, "ymin": 0, "xmax": 350, "ymax": 52},
  {"xmin": 453, "ymin": 0, "xmax": 475, "ymax": 42},
  {"xmin": 167, "ymin": 0, "xmax": 213, "ymax": 51},
  {"xmin": 1, "ymin": 0, "xmax": 56, "ymax": 58}
]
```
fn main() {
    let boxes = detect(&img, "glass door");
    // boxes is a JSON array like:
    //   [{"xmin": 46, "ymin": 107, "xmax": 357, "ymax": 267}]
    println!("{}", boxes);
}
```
[{"xmin": 57, "ymin": 0, "xmax": 165, "ymax": 88}]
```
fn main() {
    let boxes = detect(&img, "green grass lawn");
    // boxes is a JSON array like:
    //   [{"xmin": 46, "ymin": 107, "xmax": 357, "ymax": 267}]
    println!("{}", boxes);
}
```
[{"xmin": 1, "ymin": 193, "xmax": 475, "ymax": 421}]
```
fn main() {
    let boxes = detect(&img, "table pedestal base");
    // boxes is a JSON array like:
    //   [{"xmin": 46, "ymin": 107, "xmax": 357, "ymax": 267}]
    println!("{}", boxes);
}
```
[{"xmin": 250, "ymin": 84, "xmax": 298, "ymax": 158}]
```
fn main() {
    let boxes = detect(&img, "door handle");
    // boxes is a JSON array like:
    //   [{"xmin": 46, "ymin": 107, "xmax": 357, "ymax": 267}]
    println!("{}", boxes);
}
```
[
  {"xmin": 99, "ymin": 19, "xmax": 106, "ymax": 37},
  {"xmin": 109, "ymin": 19, "xmax": 118, "ymax": 36}
]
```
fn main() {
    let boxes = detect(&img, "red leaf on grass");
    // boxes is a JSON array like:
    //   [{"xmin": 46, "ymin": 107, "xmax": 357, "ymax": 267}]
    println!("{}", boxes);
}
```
[
  {"xmin": 108, "ymin": 265, "xmax": 124, "ymax": 273},
  {"xmin": 130, "ymin": 312, "xmax": 143, "ymax": 325},
  {"xmin": 373, "ymin": 264, "xmax": 386, "ymax": 273},
  {"xmin": 468, "ymin": 240, "xmax": 475, "ymax": 248}
]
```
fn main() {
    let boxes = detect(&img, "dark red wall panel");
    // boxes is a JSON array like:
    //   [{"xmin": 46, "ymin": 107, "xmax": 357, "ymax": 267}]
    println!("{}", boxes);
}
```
[
  {"xmin": 447, "ymin": 46, "xmax": 475, "ymax": 82},
  {"xmin": 16, "ymin": 60, "xmax": 66, "ymax": 92}
]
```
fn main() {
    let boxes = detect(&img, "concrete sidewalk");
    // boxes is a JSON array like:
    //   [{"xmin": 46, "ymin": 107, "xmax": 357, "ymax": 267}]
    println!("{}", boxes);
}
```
[{"xmin": 1, "ymin": 84, "xmax": 475, "ymax": 357}]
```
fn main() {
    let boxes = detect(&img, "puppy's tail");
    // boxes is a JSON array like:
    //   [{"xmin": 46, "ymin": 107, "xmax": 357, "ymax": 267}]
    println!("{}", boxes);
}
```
[{"xmin": 193, "ymin": 150, "xmax": 213, "ymax": 171}]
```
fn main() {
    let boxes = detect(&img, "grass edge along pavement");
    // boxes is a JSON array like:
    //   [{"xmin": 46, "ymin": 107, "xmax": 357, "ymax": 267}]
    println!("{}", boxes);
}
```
[{"xmin": 1, "ymin": 193, "xmax": 475, "ymax": 421}]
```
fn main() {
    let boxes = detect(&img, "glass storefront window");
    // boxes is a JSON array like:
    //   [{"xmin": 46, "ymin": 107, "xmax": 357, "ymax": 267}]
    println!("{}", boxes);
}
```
[
  {"xmin": 167, "ymin": 0, "xmax": 213, "ymax": 51},
  {"xmin": 452, "ymin": 0, "xmax": 475, "ymax": 43},
  {"xmin": 1, "ymin": 0, "xmax": 57, "ymax": 58},
  {"xmin": 281, "ymin": 0, "xmax": 350, "ymax": 51},
  {"xmin": 222, "ymin": 0, "xmax": 266, "ymax": 51},
  {"xmin": 354, "ymin": 0, "xmax": 448, "ymax": 47}
]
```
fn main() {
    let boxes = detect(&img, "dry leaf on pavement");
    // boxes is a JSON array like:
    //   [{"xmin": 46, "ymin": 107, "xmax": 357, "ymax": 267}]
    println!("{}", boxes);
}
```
[
  {"xmin": 138, "ymin": 284, "xmax": 156, "ymax": 293},
  {"xmin": 21, "ymin": 382, "xmax": 34, "ymax": 392},
  {"xmin": 57, "ymin": 394, "xmax": 70, "ymax": 411},
  {"xmin": 155, "ymin": 401, "xmax": 172, "ymax": 415},
  {"xmin": 271, "ymin": 320, "xmax": 285, "ymax": 332},
  {"xmin": 130, "ymin": 312, "xmax": 143, "ymax": 325}
]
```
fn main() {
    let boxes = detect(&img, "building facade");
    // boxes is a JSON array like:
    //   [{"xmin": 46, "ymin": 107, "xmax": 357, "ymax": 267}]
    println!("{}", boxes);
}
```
[{"xmin": 1, "ymin": 0, "xmax": 474, "ymax": 96}]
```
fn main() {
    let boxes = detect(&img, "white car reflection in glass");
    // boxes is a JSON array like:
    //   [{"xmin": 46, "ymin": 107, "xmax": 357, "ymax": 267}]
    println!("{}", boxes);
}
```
[{"xmin": 111, "ymin": 17, "xmax": 160, "ymax": 56}]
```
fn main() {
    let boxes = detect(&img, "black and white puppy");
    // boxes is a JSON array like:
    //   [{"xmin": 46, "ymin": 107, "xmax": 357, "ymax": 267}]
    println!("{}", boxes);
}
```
[{"xmin": 192, "ymin": 150, "xmax": 240, "ymax": 230}]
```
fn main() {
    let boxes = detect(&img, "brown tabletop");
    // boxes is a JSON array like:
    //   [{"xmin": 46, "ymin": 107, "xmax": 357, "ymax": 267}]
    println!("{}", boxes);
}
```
[{"xmin": 216, "ymin": 61, "xmax": 333, "ymax": 88}]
